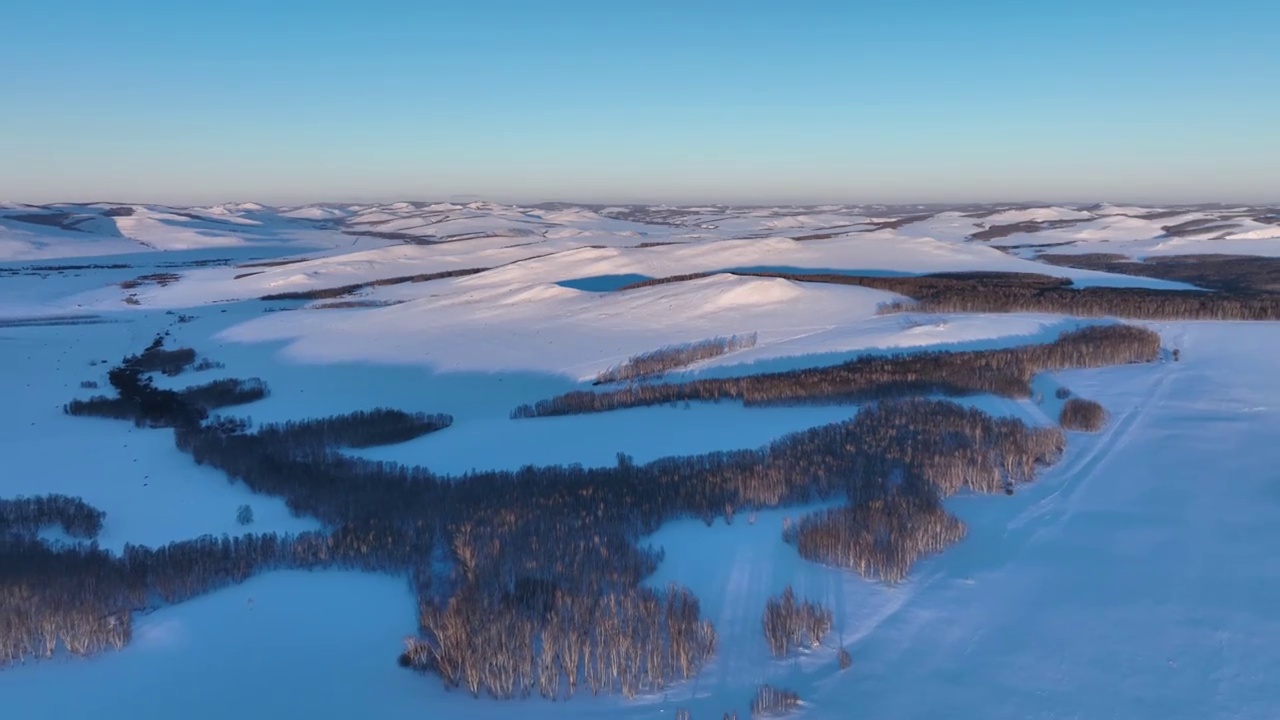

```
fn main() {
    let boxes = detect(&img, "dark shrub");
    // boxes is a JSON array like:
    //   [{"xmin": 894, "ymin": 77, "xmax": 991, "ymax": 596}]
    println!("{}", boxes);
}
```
[{"xmin": 1060, "ymin": 397, "xmax": 1107, "ymax": 431}]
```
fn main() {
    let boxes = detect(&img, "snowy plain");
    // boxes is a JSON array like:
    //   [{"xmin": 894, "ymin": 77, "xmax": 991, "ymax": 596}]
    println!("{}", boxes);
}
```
[{"xmin": 2, "ymin": 200, "xmax": 1279, "ymax": 719}]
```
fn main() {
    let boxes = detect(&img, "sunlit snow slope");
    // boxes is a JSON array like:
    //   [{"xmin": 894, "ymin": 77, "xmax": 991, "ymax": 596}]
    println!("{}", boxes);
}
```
[{"xmin": 2, "ymin": 199, "xmax": 1278, "ymax": 720}]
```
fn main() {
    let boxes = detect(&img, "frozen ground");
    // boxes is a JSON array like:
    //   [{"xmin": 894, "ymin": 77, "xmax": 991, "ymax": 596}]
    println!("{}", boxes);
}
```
[
  {"xmin": 630, "ymin": 322, "xmax": 1280, "ymax": 720},
  {"xmin": 0, "ymin": 309, "xmax": 320, "ymax": 553},
  {"xmin": 2, "ymin": 201, "xmax": 1279, "ymax": 718}
]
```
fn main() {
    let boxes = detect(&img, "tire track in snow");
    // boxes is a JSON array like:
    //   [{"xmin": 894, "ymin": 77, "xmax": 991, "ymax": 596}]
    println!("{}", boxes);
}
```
[
  {"xmin": 1006, "ymin": 362, "xmax": 1174, "ymax": 538},
  {"xmin": 707, "ymin": 540, "xmax": 764, "ymax": 693}
]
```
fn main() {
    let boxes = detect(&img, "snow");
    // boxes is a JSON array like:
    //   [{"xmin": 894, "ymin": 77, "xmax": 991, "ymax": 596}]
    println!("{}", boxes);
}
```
[
  {"xmin": 824, "ymin": 322, "xmax": 1280, "ymax": 718},
  {"xmin": 4, "ymin": 200, "xmax": 1280, "ymax": 719},
  {"xmin": 279, "ymin": 205, "xmax": 351, "ymax": 220},
  {"xmin": 216, "ymin": 274, "xmax": 894, "ymax": 378},
  {"xmin": 631, "ymin": 322, "xmax": 1280, "ymax": 720},
  {"xmin": 8, "ymin": 199, "xmax": 1272, "ymax": 275},
  {"xmin": 979, "ymin": 206, "xmax": 1094, "ymax": 223},
  {"xmin": 1225, "ymin": 226, "xmax": 1280, "ymax": 241},
  {"xmin": 181, "ymin": 228, "xmax": 1186, "ymax": 377},
  {"xmin": 0, "ymin": 572, "xmax": 428, "ymax": 720},
  {"xmin": 8, "ymin": 322, "xmax": 1277, "ymax": 720},
  {"xmin": 355, "ymin": 403, "xmax": 860, "ymax": 475},
  {"xmin": 970, "ymin": 210, "xmax": 1280, "ymax": 259},
  {"xmin": 0, "ymin": 215, "xmax": 143, "ymax": 260},
  {"xmin": 0, "ymin": 315, "xmax": 319, "ymax": 553},
  {"xmin": 0, "ymin": 203, "xmax": 393, "ymax": 261},
  {"xmin": 1091, "ymin": 203, "xmax": 1159, "ymax": 216}
]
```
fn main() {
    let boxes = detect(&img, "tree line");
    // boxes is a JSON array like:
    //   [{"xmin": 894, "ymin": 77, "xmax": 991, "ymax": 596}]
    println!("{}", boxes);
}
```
[
  {"xmin": 866, "ymin": 275, "xmax": 1280, "ymax": 321},
  {"xmin": 254, "ymin": 409, "xmax": 453, "ymax": 450},
  {"xmin": 512, "ymin": 325, "xmax": 1160, "ymax": 418},
  {"xmin": 0, "ymin": 494, "xmax": 105, "ymax": 539},
  {"xmin": 0, "ymin": 526, "xmax": 413, "ymax": 667},
  {"xmin": 594, "ymin": 333, "xmax": 759, "ymax": 385},
  {"xmin": 617, "ymin": 268, "xmax": 1280, "ymax": 321},
  {"xmin": 1038, "ymin": 253, "xmax": 1280, "ymax": 295},
  {"xmin": 259, "ymin": 267, "xmax": 486, "ymax": 301}
]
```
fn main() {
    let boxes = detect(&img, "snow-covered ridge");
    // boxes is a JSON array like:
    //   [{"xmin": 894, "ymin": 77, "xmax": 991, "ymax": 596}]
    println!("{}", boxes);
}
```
[
  {"xmin": 3, "ymin": 200, "xmax": 1277, "ymax": 263},
  {"xmin": 3, "ymin": 198, "xmax": 1280, "ymax": 720},
  {"xmin": 4, "ymin": 200, "xmax": 1277, "ymax": 264},
  {"xmin": 9, "ymin": 199, "xmax": 1269, "ymax": 379}
]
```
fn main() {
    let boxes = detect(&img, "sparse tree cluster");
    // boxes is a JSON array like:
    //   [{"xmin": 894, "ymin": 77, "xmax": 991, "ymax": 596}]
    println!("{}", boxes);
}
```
[
  {"xmin": 762, "ymin": 587, "xmax": 832, "ymax": 657},
  {"xmin": 64, "ymin": 357, "xmax": 266, "ymax": 428},
  {"xmin": 513, "ymin": 325, "xmax": 1160, "ymax": 418},
  {"xmin": 750, "ymin": 685, "xmax": 802, "ymax": 717},
  {"xmin": 1059, "ymin": 397, "xmax": 1108, "ymax": 432},
  {"xmin": 313, "ymin": 300, "xmax": 403, "ymax": 309},
  {"xmin": 119, "ymin": 272, "xmax": 180, "ymax": 290},
  {"xmin": 595, "ymin": 334, "xmax": 758, "ymax": 385},
  {"xmin": 259, "ymin": 267, "xmax": 486, "ymax": 301},
  {"xmin": 674, "ymin": 710, "xmax": 740, "ymax": 720},
  {"xmin": 130, "ymin": 335, "xmax": 197, "ymax": 376}
]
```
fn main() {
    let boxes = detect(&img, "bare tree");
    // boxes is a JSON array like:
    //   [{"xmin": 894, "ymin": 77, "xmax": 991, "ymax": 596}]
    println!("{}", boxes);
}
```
[{"xmin": 762, "ymin": 587, "xmax": 832, "ymax": 657}]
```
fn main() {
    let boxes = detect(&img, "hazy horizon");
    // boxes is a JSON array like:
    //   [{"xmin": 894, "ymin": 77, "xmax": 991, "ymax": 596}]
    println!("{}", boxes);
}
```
[
  {"xmin": 7, "ymin": 196, "xmax": 1278, "ymax": 210},
  {"xmin": 3, "ymin": 0, "xmax": 1277, "ymax": 206}
]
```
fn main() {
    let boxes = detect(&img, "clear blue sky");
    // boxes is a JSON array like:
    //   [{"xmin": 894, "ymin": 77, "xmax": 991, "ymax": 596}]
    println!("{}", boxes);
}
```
[{"xmin": 2, "ymin": 0, "xmax": 1277, "ymax": 205}]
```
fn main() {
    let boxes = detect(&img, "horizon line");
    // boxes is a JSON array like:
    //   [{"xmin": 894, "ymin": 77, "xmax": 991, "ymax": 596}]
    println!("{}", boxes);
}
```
[{"xmin": 7, "ymin": 198, "xmax": 1278, "ymax": 210}]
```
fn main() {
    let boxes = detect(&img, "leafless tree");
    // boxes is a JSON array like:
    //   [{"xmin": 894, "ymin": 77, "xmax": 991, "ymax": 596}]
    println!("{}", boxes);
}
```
[
  {"xmin": 762, "ymin": 587, "xmax": 832, "ymax": 657},
  {"xmin": 750, "ymin": 685, "xmax": 801, "ymax": 716}
]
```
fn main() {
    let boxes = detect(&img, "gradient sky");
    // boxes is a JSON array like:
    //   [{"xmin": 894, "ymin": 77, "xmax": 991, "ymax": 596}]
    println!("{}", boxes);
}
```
[{"xmin": 2, "ymin": 0, "xmax": 1277, "ymax": 205}]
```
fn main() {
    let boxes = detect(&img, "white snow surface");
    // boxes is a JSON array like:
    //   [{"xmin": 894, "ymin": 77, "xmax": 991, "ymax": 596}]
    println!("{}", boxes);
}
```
[
  {"xmin": 5, "ymin": 200, "xmax": 1275, "ymax": 266},
  {"xmin": 640, "ymin": 324, "xmax": 1280, "ymax": 718},
  {"xmin": 2, "ymin": 199, "xmax": 1280, "ymax": 719}
]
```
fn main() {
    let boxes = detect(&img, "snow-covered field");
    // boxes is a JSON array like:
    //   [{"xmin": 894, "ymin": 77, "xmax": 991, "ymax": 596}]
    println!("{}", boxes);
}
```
[
  {"xmin": 643, "ymin": 322, "xmax": 1280, "ymax": 720},
  {"xmin": 3, "ymin": 201, "xmax": 1278, "ymax": 718}
]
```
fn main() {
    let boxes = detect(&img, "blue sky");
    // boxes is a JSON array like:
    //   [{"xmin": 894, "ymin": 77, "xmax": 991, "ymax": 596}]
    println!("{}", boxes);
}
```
[{"xmin": 2, "ymin": 0, "xmax": 1277, "ymax": 205}]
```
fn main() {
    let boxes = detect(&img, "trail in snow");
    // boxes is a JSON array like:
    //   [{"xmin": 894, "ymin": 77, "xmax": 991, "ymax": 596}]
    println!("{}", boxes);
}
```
[
  {"xmin": 3, "ymin": 201, "xmax": 1278, "ymax": 720},
  {"xmin": 1008, "ymin": 360, "xmax": 1174, "ymax": 536}
]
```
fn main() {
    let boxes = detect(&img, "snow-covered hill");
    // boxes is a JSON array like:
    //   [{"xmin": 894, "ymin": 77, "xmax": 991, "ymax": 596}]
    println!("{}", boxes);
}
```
[
  {"xmin": 4, "ymin": 200, "xmax": 1277, "ymax": 264},
  {"xmin": 2, "ymin": 199, "xmax": 1279, "ymax": 720}
]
